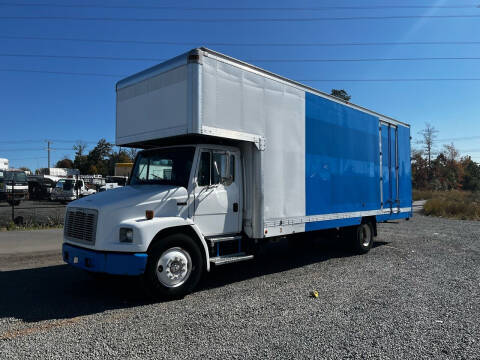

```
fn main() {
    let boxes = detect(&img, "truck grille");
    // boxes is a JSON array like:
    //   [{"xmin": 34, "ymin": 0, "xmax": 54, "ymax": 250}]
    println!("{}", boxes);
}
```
[{"xmin": 64, "ymin": 208, "xmax": 98, "ymax": 244}]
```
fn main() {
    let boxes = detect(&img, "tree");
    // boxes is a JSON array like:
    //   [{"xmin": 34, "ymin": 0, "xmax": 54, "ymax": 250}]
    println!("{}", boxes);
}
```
[
  {"xmin": 443, "ymin": 142, "xmax": 459, "ymax": 162},
  {"xmin": 330, "ymin": 89, "xmax": 351, "ymax": 102},
  {"xmin": 411, "ymin": 148, "xmax": 429, "ymax": 189},
  {"xmin": 126, "ymin": 147, "xmax": 138, "ymax": 161},
  {"xmin": 56, "ymin": 158, "xmax": 74, "ymax": 168},
  {"xmin": 86, "ymin": 139, "xmax": 113, "ymax": 175},
  {"xmin": 461, "ymin": 156, "xmax": 480, "ymax": 191},
  {"xmin": 73, "ymin": 141, "xmax": 87, "ymax": 157},
  {"xmin": 108, "ymin": 149, "xmax": 134, "ymax": 176},
  {"xmin": 418, "ymin": 123, "xmax": 438, "ymax": 170}
]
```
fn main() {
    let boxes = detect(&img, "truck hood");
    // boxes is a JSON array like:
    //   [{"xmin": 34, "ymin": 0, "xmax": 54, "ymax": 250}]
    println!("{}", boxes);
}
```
[
  {"xmin": 66, "ymin": 185, "xmax": 190, "ymax": 251},
  {"xmin": 68, "ymin": 184, "xmax": 189, "ymax": 219}
]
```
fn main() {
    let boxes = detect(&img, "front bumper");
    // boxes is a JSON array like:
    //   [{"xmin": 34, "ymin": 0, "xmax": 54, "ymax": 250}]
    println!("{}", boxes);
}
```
[
  {"xmin": 52, "ymin": 195, "xmax": 76, "ymax": 201},
  {"xmin": 62, "ymin": 243, "xmax": 148, "ymax": 276}
]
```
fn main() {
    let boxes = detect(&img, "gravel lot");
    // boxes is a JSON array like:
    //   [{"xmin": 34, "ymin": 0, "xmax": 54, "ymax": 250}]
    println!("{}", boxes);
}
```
[{"xmin": 0, "ymin": 214, "xmax": 479, "ymax": 359}]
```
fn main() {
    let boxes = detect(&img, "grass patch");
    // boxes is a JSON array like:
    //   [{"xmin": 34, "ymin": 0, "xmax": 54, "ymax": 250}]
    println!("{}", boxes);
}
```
[
  {"xmin": 0, "ymin": 222, "xmax": 63, "ymax": 231},
  {"xmin": 423, "ymin": 190, "xmax": 480, "ymax": 220}
]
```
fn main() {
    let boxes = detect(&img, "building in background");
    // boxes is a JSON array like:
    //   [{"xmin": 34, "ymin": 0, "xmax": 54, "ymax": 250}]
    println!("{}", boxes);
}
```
[
  {"xmin": 0, "ymin": 158, "xmax": 8, "ymax": 171},
  {"xmin": 37, "ymin": 167, "xmax": 80, "ymax": 177}
]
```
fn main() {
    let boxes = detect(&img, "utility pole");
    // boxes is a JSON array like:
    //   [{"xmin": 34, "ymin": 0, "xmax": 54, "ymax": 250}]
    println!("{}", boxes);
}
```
[{"xmin": 47, "ymin": 140, "xmax": 51, "ymax": 169}]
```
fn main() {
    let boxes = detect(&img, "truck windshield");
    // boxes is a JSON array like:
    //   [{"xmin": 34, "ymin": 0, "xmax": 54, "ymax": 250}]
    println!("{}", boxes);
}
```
[
  {"xmin": 130, "ymin": 147, "xmax": 195, "ymax": 188},
  {"xmin": 56, "ymin": 179, "xmax": 74, "ymax": 191},
  {"xmin": 4, "ymin": 172, "xmax": 27, "ymax": 183}
]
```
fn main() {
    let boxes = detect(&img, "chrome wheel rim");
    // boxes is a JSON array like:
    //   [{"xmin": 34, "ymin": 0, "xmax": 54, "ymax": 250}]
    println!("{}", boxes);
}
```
[
  {"xmin": 156, "ymin": 247, "xmax": 192, "ymax": 288},
  {"xmin": 360, "ymin": 225, "xmax": 372, "ymax": 247}
]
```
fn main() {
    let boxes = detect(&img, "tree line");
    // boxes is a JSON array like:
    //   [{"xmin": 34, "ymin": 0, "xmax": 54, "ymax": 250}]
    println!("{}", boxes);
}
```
[
  {"xmin": 412, "ymin": 123, "xmax": 480, "ymax": 191},
  {"xmin": 53, "ymin": 139, "xmax": 137, "ymax": 176}
]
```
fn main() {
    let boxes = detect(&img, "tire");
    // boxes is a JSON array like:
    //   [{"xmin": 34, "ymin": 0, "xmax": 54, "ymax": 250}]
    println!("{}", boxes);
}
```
[
  {"xmin": 143, "ymin": 233, "xmax": 204, "ymax": 300},
  {"xmin": 349, "ymin": 222, "xmax": 374, "ymax": 254}
]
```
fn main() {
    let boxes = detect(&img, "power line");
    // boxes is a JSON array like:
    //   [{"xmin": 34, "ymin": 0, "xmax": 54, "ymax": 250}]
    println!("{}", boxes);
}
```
[
  {"xmin": 1, "ymin": 14, "xmax": 480, "ymax": 22},
  {"xmin": 301, "ymin": 78, "xmax": 480, "ymax": 82},
  {"xmin": 0, "ymin": 3, "xmax": 479, "ymax": 10},
  {"xmin": 0, "ymin": 68, "xmax": 122, "ymax": 77},
  {"xmin": 9, "ymin": 156, "xmax": 48, "ymax": 160},
  {"xmin": 0, "ymin": 147, "xmax": 74, "ymax": 151},
  {"xmin": 3, "ymin": 53, "xmax": 480, "ymax": 63},
  {"xmin": 438, "ymin": 135, "xmax": 480, "ymax": 142},
  {"xmin": 0, "ymin": 139, "xmax": 105, "ymax": 144},
  {"xmin": 2, "ymin": 35, "xmax": 480, "ymax": 47},
  {"xmin": 2, "ymin": 69, "xmax": 480, "ymax": 82}
]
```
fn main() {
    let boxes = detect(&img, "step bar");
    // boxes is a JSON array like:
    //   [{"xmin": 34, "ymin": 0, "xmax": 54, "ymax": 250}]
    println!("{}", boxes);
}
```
[
  {"xmin": 209, "ymin": 252, "xmax": 254, "ymax": 266},
  {"xmin": 205, "ymin": 235, "xmax": 242, "ymax": 245}
]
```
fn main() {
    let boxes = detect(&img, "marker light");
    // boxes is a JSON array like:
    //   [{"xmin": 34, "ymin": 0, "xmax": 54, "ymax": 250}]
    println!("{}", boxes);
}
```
[{"xmin": 146, "ymin": 210, "xmax": 154, "ymax": 220}]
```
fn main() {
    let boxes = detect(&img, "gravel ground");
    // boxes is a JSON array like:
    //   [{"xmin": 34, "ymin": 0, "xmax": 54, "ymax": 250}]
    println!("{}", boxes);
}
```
[{"xmin": 0, "ymin": 214, "xmax": 479, "ymax": 359}]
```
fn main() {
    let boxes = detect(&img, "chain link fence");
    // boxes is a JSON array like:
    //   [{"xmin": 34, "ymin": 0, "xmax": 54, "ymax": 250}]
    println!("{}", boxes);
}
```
[{"xmin": 0, "ymin": 201, "xmax": 66, "ymax": 228}]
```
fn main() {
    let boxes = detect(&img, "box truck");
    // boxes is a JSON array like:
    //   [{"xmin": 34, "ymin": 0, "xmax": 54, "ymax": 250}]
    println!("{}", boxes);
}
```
[
  {"xmin": 62, "ymin": 48, "xmax": 412, "ymax": 298},
  {"xmin": 0, "ymin": 170, "xmax": 29, "ymax": 205}
]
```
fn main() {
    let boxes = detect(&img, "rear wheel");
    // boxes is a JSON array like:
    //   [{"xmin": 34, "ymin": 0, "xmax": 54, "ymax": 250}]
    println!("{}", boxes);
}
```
[
  {"xmin": 143, "ymin": 233, "xmax": 204, "ymax": 300},
  {"xmin": 347, "ymin": 222, "xmax": 374, "ymax": 254}
]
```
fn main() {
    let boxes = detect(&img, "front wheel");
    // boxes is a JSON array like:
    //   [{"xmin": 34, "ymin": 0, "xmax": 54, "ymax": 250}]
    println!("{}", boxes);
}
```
[{"xmin": 143, "ymin": 233, "xmax": 204, "ymax": 300}]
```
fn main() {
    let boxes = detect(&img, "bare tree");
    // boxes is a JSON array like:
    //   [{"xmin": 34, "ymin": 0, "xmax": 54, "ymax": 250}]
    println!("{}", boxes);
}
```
[
  {"xmin": 126, "ymin": 147, "xmax": 138, "ymax": 161},
  {"xmin": 418, "ymin": 123, "xmax": 438, "ymax": 168},
  {"xmin": 73, "ymin": 141, "xmax": 87, "ymax": 157},
  {"xmin": 443, "ymin": 142, "xmax": 459, "ymax": 162}
]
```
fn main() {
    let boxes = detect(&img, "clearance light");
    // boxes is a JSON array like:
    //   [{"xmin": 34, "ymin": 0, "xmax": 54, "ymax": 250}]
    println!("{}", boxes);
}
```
[{"xmin": 146, "ymin": 210, "xmax": 154, "ymax": 220}]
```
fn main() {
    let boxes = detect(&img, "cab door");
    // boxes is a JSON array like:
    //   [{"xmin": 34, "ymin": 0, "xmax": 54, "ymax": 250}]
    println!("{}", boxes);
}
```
[{"xmin": 193, "ymin": 149, "xmax": 241, "ymax": 236}]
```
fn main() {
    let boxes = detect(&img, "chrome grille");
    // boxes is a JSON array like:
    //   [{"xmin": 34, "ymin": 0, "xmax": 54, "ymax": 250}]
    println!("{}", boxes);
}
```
[{"xmin": 64, "ymin": 208, "xmax": 98, "ymax": 244}]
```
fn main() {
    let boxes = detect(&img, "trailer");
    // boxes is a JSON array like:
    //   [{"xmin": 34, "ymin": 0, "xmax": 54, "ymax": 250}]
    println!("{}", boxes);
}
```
[{"xmin": 62, "ymin": 48, "xmax": 412, "ymax": 299}]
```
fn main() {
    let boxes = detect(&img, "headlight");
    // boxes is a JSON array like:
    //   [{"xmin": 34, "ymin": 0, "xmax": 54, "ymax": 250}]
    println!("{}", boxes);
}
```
[{"xmin": 119, "ymin": 228, "xmax": 133, "ymax": 243}]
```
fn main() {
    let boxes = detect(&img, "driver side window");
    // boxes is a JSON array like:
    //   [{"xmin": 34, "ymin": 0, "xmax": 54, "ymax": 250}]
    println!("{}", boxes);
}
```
[
  {"xmin": 197, "ymin": 151, "xmax": 233, "ymax": 187},
  {"xmin": 198, "ymin": 152, "xmax": 211, "ymax": 186}
]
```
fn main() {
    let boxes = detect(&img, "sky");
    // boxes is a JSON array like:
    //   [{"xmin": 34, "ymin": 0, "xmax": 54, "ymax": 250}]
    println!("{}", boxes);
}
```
[{"xmin": 0, "ymin": 0, "xmax": 479, "ymax": 171}]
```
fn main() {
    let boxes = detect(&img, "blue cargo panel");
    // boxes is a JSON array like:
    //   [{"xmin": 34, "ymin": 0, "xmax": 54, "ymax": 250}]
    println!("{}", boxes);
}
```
[{"xmin": 305, "ymin": 93, "xmax": 381, "ymax": 231}]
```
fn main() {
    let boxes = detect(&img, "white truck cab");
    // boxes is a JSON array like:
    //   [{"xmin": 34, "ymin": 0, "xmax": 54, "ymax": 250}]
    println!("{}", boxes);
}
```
[
  {"xmin": 51, "ymin": 178, "xmax": 96, "ymax": 202},
  {"xmin": 62, "ymin": 48, "xmax": 412, "ymax": 299},
  {"xmin": 63, "ymin": 144, "xmax": 243, "ymax": 297}
]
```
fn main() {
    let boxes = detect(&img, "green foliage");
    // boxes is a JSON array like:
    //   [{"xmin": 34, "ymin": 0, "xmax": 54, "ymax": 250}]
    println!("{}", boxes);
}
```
[
  {"xmin": 56, "ymin": 158, "xmax": 74, "ymax": 168},
  {"xmin": 412, "ymin": 130, "xmax": 480, "ymax": 192},
  {"xmin": 423, "ymin": 190, "xmax": 480, "ymax": 220},
  {"xmin": 70, "ymin": 139, "xmax": 135, "ymax": 176},
  {"xmin": 330, "ymin": 89, "xmax": 351, "ymax": 102}
]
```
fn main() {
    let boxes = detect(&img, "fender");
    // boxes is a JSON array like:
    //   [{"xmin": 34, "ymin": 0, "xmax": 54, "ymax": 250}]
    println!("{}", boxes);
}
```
[{"xmin": 119, "ymin": 216, "xmax": 210, "ymax": 272}]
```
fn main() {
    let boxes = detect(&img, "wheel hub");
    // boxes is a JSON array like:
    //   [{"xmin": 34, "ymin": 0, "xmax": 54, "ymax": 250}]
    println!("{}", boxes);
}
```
[{"xmin": 156, "ymin": 247, "xmax": 192, "ymax": 288}]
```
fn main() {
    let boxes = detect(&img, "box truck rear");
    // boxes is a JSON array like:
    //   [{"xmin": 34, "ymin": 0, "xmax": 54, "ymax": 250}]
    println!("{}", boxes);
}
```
[{"xmin": 62, "ymin": 48, "xmax": 412, "ymax": 299}]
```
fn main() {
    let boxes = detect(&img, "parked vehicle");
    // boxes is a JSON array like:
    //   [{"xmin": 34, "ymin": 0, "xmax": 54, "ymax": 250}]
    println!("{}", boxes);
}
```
[
  {"xmin": 62, "ymin": 48, "xmax": 412, "ymax": 299},
  {"xmin": 0, "ymin": 170, "xmax": 29, "ymax": 205},
  {"xmin": 28, "ymin": 175, "xmax": 61, "ymax": 201},
  {"xmin": 99, "ymin": 183, "xmax": 121, "ymax": 192},
  {"xmin": 51, "ymin": 178, "xmax": 96, "ymax": 202}
]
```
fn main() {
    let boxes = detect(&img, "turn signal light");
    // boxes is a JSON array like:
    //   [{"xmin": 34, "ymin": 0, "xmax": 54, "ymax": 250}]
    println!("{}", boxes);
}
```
[{"xmin": 146, "ymin": 210, "xmax": 154, "ymax": 220}]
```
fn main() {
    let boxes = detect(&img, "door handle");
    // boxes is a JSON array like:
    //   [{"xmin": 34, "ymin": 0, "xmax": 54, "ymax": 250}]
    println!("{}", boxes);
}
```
[{"xmin": 233, "ymin": 202, "xmax": 239, "ymax": 212}]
